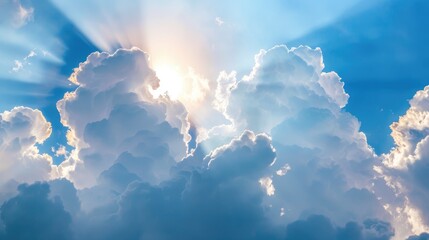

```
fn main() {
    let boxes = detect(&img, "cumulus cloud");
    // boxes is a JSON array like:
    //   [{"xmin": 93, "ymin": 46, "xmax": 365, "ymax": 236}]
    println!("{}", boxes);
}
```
[
  {"xmin": 54, "ymin": 130, "xmax": 278, "ymax": 240},
  {"xmin": 222, "ymin": 45, "xmax": 350, "ymax": 133},
  {"xmin": 52, "ymin": 144, "xmax": 69, "ymax": 157},
  {"xmin": 57, "ymin": 48, "xmax": 189, "ymax": 188},
  {"xmin": 284, "ymin": 215, "xmax": 394, "ymax": 240},
  {"xmin": 379, "ymin": 86, "xmax": 429, "ymax": 236},
  {"xmin": 383, "ymin": 86, "xmax": 429, "ymax": 169},
  {"xmin": 205, "ymin": 45, "xmax": 392, "ymax": 230},
  {"xmin": 1, "ymin": 45, "xmax": 428, "ymax": 240},
  {"xmin": 407, "ymin": 233, "xmax": 429, "ymax": 240},
  {"xmin": 0, "ymin": 107, "xmax": 54, "ymax": 190},
  {"xmin": 0, "ymin": 182, "xmax": 72, "ymax": 240},
  {"xmin": 206, "ymin": 130, "xmax": 275, "ymax": 178},
  {"xmin": 48, "ymin": 179, "xmax": 80, "ymax": 215}
]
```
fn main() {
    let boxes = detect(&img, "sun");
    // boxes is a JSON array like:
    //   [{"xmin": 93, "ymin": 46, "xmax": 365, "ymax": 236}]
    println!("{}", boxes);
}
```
[
  {"xmin": 153, "ymin": 64, "xmax": 184, "ymax": 100},
  {"xmin": 151, "ymin": 63, "xmax": 209, "ymax": 111}
]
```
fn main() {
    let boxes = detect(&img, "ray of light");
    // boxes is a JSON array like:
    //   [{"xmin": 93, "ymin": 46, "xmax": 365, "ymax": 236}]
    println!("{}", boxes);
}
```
[
  {"xmin": 48, "ymin": 0, "xmax": 363, "ymax": 132},
  {"xmin": 49, "ymin": 0, "xmax": 362, "ymax": 79}
]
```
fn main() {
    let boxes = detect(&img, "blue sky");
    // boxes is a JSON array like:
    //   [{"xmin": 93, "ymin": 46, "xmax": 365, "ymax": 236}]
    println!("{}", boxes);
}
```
[
  {"xmin": 2, "ymin": 0, "xmax": 427, "ymax": 156},
  {"xmin": 1, "ymin": 0, "xmax": 429, "ymax": 239}
]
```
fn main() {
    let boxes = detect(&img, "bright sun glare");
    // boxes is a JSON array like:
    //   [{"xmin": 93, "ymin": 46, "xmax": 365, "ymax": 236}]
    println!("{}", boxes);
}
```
[{"xmin": 153, "ymin": 64, "xmax": 184, "ymax": 100}]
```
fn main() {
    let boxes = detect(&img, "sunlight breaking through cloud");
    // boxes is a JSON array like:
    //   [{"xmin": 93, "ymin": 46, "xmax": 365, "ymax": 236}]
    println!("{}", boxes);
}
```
[{"xmin": 1, "ymin": 1, "xmax": 429, "ymax": 240}]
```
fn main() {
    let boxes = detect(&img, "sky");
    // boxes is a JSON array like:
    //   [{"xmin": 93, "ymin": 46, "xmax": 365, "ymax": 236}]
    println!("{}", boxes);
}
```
[{"xmin": 0, "ymin": 0, "xmax": 429, "ymax": 239}]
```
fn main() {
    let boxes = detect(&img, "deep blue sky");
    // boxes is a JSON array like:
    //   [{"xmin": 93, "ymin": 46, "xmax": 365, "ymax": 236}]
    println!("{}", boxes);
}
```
[{"xmin": 291, "ymin": 0, "xmax": 429, "ymax": 153}]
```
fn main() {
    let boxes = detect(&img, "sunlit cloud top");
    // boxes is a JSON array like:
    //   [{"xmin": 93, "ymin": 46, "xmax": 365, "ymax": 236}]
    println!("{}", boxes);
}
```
[{"xmin": 1, "ymin": 1, "xmax": 429, "ymax": 240}]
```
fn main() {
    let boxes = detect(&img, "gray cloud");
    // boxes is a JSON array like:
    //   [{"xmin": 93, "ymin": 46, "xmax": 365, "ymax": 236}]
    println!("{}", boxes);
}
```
[
  {"xmin": 407, "ymin": 233, "xmax": 429, "ymax": 240},
  {"xmin": 284, "ymin": 215, "xmax": 394, "ymax": 240},
  {"xmin": 71, "ymin": 130, "xmax": 279, "ymax": 240},
  {"xmin": 0, "ymin": 182, "xmax": 72, "ymax": 240}
]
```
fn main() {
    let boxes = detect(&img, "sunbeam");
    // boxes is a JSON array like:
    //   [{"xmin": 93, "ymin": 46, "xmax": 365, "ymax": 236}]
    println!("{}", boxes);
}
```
[{"xmin": 2, "ymin": 1, "xmax": 429, "ymax": 240}]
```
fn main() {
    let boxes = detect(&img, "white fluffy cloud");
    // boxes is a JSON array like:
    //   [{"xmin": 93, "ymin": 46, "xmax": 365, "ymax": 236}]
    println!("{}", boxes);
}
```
[
  {"xmin": 56, "ymin": 48, "xmax": 189, "ymax": 188},
  {"xmin": 72, "ymin": 130, "xmax": 279, "ymax": 240},
  {"xmin": 2, "ymin": 45, "xmax": 429, "ymax": 240},
  {"xmin": 223, "ymin": 45, "xmax": 349, "ymax": 133},
  {"xmin": 211, "ymin": 45, "xmax": 392, "ymax": 228},
  {"xmin": 384, "ymin": 86, "xmax": 429, "ymax": 169},
  {"xmin": 379, "ymin": 86, "xmax": 429, "ymax": 236},
  {"xmin": 0, "ymin": 107, "xmax": 54, "ymax": 188}
]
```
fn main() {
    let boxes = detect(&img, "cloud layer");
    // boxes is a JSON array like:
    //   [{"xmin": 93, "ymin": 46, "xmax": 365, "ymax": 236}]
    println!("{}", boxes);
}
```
[{"xmin": 0, "ymin": 45, "xmax": 428, "ymax": 240}]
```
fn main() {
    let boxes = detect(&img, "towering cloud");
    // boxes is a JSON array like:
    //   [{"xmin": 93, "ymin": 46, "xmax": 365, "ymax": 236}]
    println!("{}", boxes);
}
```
[
  {"xmin": 1, "ymin": 45, "xmax": 429, "ymax": 240},
  {"xmin": 56, "ymin": 48, "xmax": 189, "ymax": 188},
  {"xmin": 210, "ymin": 45, "xmax": 389, "ymax": 228},
  {"xmin": 53, "ymin": 45, "xmax": 399, "ymax": 239},
  {"xmin": 224, "ymin": 45, "xmax": 349, "ymax": 133}
]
